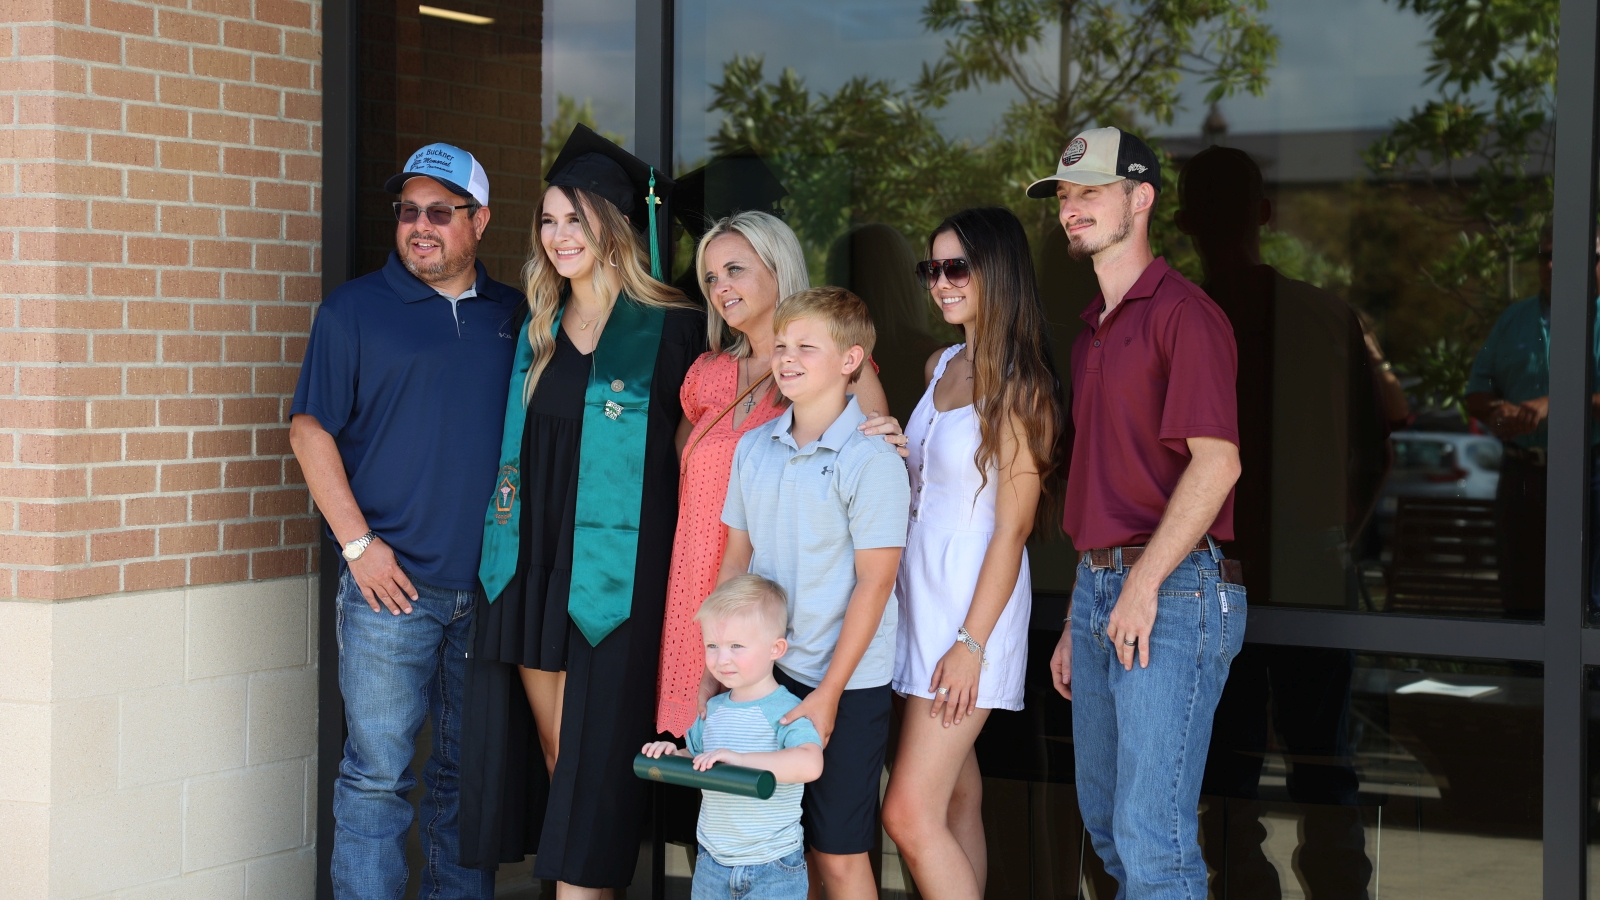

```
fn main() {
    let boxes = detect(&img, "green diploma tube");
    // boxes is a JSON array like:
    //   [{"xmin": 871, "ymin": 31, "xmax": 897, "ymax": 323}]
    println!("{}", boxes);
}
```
[{"xmin": 633, "ymin": 752, "xmax": 776, "ymax": 800}]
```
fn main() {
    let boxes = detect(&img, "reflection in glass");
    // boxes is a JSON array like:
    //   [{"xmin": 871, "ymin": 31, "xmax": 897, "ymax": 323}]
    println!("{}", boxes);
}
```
[
  {"xmin": 1587, "ymin": 669, "xmax": 1600, "ymax": 899},
  {"xmin": 1177, "ymin": 146, "xmax": 1391, "ymax": 616},
  {"xmin": 359, "ymin": 0, "xmax": 547, "ymax": 287},
  {"xmin": 674, "ymin": 0, "xmax": 1563, "ymax": 617},
  {"xmin": 826, "ymin": 224, "xmax": 953, "ymax": 422},
  {"xmin": 1201, "ymin": 651, "xmax": 1541, "ymax": 899},
  {"xmin": 360, "ymin": 0, "xmax": 637, "ymax": 290},
  {"xmin": 966, "ymin": 646, "xmax": 1545, "ymax": 899}
]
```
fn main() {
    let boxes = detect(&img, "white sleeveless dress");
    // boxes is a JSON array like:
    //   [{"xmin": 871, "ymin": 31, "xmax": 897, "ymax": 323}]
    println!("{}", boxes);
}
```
[{"xmin": 893, "ymin": 345, "xmax": 1031, "ymax": 710}]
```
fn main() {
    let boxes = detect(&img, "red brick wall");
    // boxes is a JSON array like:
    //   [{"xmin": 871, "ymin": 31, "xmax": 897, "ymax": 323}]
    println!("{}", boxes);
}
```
[{"xmin": 0, "ymin": 0, "xmax": 323, "ymax": 599}]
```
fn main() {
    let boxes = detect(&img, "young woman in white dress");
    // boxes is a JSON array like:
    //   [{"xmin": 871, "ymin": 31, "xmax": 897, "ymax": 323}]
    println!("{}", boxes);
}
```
[{"xmin": 881, "ymin": 207, "xmax": 1066, "ymax": 900}]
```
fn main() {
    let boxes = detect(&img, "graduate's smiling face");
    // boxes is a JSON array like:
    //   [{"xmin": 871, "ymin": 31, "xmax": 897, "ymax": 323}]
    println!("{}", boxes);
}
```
[
  {"xmin": 702, "ymin": 231, "xmax": 779, "ymax": 338},
  {"xmin": 701, "ymin": 612, "xmax": 785, "ymax": 692},
  {"xmin": 540, "ymin": 186, "xmax": 598, "ymax": 281}
]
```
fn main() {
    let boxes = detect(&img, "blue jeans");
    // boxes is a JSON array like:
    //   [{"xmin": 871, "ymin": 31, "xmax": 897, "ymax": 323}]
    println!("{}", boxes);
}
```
[
  {"xmin": 331, "ymin": 569, "xmax": 493, "ymax": 900},
  {"xmin": 691, "ymin": 847, "xmax": 808, "ymax": 900},
  {"xmin": 1071, "ymin": 546, "xmax": 1246, "ymax": 900}
]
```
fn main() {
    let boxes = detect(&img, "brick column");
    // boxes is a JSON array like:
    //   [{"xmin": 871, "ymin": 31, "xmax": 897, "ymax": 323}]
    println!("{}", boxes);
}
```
[
  {"xmin": 2, "ymin": 0, "xmax": 324, "ymax": 598},
  {"xmin": 0, "ymin": 0, "xmax": 324, "ymax": 896}
]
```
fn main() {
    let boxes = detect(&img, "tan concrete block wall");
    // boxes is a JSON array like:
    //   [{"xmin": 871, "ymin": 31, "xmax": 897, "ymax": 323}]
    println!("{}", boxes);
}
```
[
  {"xmin": 0, "ymin": 575, "xmax": 317, "ymax": 900},
  {"xmin": 0, "ymin": 0, "xmax": 324, "ymax": 599}
]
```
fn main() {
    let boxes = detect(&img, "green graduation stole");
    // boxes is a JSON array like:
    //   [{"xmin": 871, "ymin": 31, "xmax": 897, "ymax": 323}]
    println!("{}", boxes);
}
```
[{"xmin": 478, "ymin": 295, "xmax": 666, "ymax": 647}]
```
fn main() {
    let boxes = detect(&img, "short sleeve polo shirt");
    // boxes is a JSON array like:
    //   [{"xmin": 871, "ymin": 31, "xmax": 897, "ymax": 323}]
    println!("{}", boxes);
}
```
[
  {"xmin": 1063, "ymin": 257, "xmax": 1239, "ymax": 550},
  {"xmin": 722, "ymin": 396, "xmax": 910, "ymax": 689},
  {"xmin": 290, "ymin": 251, "xmax": 525, "ymax": 590}
]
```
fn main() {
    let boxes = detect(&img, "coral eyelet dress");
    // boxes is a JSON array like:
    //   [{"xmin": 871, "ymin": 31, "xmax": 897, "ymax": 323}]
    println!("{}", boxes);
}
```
[{"xmin": 656, "ymin": 351, "xmax": 785, "ymax": 736}]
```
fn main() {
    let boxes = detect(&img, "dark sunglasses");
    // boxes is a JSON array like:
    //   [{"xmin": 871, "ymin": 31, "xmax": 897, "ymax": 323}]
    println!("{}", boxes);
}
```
[
  {"xmin": 916, "ymin": 257, "xmax": 971, "ymax": 289},
  {"xmin": 393, "ymin": 201, "xmax": 476, "ymax": 226}
]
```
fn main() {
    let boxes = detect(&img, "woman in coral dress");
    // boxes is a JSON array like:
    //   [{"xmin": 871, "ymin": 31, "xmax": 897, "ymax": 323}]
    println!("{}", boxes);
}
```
[{"xmin": 656, "ymin": 210, "xmax": 903, "ymax": 736}]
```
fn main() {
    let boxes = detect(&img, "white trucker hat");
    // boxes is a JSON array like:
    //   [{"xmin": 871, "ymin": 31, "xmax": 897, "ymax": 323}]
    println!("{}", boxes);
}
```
[{"xmin": 1025, "ymin": 126, "xmax": 1162, "ymax": 198}]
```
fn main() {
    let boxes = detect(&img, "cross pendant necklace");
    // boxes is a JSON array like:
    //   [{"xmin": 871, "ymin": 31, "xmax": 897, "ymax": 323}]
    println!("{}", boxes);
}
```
[{"xmin": 741, "ymin": 358, "xmax": 765, "ymax": 413}]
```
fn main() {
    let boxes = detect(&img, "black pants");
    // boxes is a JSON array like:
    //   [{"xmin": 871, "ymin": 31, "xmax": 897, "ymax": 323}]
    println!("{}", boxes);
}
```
[{"xmin": 1496, "ymin": 454, "xmax": 1547, "ymax": 618}]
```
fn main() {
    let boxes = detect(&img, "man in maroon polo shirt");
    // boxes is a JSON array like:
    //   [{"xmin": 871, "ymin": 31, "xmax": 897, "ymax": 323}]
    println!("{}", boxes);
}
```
[{"xmin": 1038, "ymin": 126, "xmax": 1243, "ymax": 899}]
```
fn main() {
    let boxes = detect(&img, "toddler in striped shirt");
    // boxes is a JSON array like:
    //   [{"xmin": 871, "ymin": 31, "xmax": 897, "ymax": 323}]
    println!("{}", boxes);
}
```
[{"xmin": 642, "ymin": 575, "xmax": 824, "ymax": 899}]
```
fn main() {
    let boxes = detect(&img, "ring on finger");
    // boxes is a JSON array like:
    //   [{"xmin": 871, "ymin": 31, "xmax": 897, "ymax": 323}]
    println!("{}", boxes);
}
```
[
  {"xmin": 1123, "ymin": 637, "xmax": 1137, "ymax": 646},
  {"xmin": 936, "ymin": 687, "xmax": 949, "ymax": 696}
]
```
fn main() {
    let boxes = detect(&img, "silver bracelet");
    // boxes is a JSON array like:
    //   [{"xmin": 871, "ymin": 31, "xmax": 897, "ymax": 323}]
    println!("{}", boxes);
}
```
[{"xmin": 956, "ymin": 626, "xmax": 989, "ymax": 669}]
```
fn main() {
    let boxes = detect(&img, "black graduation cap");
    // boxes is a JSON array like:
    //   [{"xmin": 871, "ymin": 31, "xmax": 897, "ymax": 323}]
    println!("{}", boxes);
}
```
[
  {"xmin": 672, "ymin": 149, "xmax": 789, "ymax": 243},
  {"xmin": 545, "ymin": 123, "xmax": 675, "ymax": 236}
]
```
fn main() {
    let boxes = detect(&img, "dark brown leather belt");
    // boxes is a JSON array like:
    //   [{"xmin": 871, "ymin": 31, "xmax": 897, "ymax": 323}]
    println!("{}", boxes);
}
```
[{"xmin": 1086, "ymin": 537, "xmax": 1213, "ymax": 570}]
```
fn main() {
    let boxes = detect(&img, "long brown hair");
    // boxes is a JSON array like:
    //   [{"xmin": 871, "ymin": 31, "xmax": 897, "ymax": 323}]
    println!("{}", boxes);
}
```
[
  {"xmin": 928, "ymin": 207, "xmax": 1066, "ymax": 526},
  {"xmin": 521, "ymin": 185, "xmax": 691, "ymax": 404}
]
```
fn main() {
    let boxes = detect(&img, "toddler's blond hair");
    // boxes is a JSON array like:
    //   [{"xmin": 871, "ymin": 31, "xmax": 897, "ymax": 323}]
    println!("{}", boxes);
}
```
[{"xmin": 695, "ymin": 574, "xmax": 789, "ymax": 640}]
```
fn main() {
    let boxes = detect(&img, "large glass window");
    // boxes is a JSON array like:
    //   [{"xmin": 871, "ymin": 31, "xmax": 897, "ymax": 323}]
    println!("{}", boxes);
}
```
[
  {"xmin": 934, "ymin": 647, "xmax": 1545, "ymax": 899},
  {"xmin": 674, "ymin": 0, "xmax": 1564, "ymax": 620},
  {"xmin": 359, "ymin": 0, "xmax": 635, "ymax": 288},
  {"xmin": 674, "ymin": 2, "xmax": 1561, "ymax": 897},
  {"xmin": 1203, "ymin": 650, "xmax": 1542, "ymax": 899}
]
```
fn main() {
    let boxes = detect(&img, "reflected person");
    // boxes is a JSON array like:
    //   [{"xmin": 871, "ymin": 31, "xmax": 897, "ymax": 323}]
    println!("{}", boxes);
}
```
[
  {"xmin": 1177, "ymin": 145, "xmax": 1379, "ymax": 900},
  {"xmin": 1174, "ymin": 145, "xmax": 1389, "ymax": 611},
  {"xmin": 1463, "ymin": 225, "xmax": 1600, "ymax": 619},
  {"xmin": 827, "ymin": 223, "xmax": 948, "ymax": 423}
]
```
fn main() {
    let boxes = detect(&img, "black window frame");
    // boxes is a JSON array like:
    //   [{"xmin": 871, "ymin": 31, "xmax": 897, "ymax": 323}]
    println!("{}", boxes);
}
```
[{"xmin": 316, "ymin": 0, "xmax": 1600, "ymax": 895}]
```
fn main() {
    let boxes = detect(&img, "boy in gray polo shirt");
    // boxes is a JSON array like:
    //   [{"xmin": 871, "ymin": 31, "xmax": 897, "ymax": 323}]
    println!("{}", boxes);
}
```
[{"xmin": 718, "ymin": 286, "xmax": 910, "ymax": 897}]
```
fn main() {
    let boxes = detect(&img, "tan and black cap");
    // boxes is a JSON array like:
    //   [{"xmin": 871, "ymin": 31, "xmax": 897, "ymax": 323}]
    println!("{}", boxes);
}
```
[{"xmin": 1025, "ymin": 126, "xmax": 1162, "ymax": 198}]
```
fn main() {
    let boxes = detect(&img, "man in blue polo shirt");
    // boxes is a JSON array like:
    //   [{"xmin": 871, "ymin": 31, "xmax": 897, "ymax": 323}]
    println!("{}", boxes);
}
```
[{"xmin": 289, "ymin": 143, "xmax": 522, "ymax": 899}]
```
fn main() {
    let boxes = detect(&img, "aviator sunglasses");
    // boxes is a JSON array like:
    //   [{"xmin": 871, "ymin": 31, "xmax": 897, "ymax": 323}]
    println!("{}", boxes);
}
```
[
  {"xmin": 392, "ymin": 201, "xmax": 477, "ymax": 226},
  {"xmin": 916, "ymin": 257, "xmax": 972, "ymax": 289}
]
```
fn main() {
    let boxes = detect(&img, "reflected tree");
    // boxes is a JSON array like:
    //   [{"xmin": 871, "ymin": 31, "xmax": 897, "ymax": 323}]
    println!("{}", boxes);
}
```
[
  {"xmin": 543, "ymin": 95, "xmax": 628, "ymax": 175},
  {"xmin": 1365, "ymin": 0, "xmax": 1558, "ymax": 413},
  {"xmin": 705, "ymin": 0, "xmax": 1279, "ymax": 269}
]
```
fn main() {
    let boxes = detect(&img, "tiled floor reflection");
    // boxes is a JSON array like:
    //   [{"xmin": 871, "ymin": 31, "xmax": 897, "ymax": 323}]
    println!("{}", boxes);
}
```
[
  {"xmin": 1211, "ymin": 802, "xmax": 1540, "ymax": 900},
  {"xmin": 1194, "ymin": 653, "xmax": 1541, "ymax": 900},
  {"xmin": 481, "ymin": 652, "xmax": 1546, "ymax": 899}
]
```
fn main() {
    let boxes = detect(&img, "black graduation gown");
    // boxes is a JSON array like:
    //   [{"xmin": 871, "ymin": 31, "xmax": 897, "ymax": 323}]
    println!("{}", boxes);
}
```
[{"xmin": 459, "ymin": 305, "xmax": 707, "ymax": 886}]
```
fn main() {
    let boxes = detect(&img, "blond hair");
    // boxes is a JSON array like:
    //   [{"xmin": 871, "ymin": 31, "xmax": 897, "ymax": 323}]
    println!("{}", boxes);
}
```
[
  {"xmin": 772, "ymin": 286, "xmax": 876, "ymax": 383},
  {"xmin": 695, "ymin": 574, "xmax": 789, "ymax": 639},
  {"xmin": 520, "ymin": 186, "xmax": 691, "ymax": 404},
  {"xmin": 694, "ymin": 211, "xmax": 810, "ymax": 358}
]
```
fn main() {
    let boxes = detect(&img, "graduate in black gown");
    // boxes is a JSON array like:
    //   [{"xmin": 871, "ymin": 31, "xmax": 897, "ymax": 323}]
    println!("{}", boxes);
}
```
[{"xmin": 460, "ymin": 124, "xmax": 706, "ymax": 894}]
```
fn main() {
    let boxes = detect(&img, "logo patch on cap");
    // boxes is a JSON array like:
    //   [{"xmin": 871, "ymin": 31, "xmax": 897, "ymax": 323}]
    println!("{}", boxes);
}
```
[
  {"xmin": 1126, "ymin": 162, "xmax": 1148, "ymax": 174},
  {"xmin": 1061, "ymin": 137, "xmax": 1088, "ymax": 167}
]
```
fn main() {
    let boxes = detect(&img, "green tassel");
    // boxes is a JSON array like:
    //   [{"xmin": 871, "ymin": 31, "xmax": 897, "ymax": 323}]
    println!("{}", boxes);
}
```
[{"xmin": 647, "ymin": 168, "xmax": 662, "ymax": 280}]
